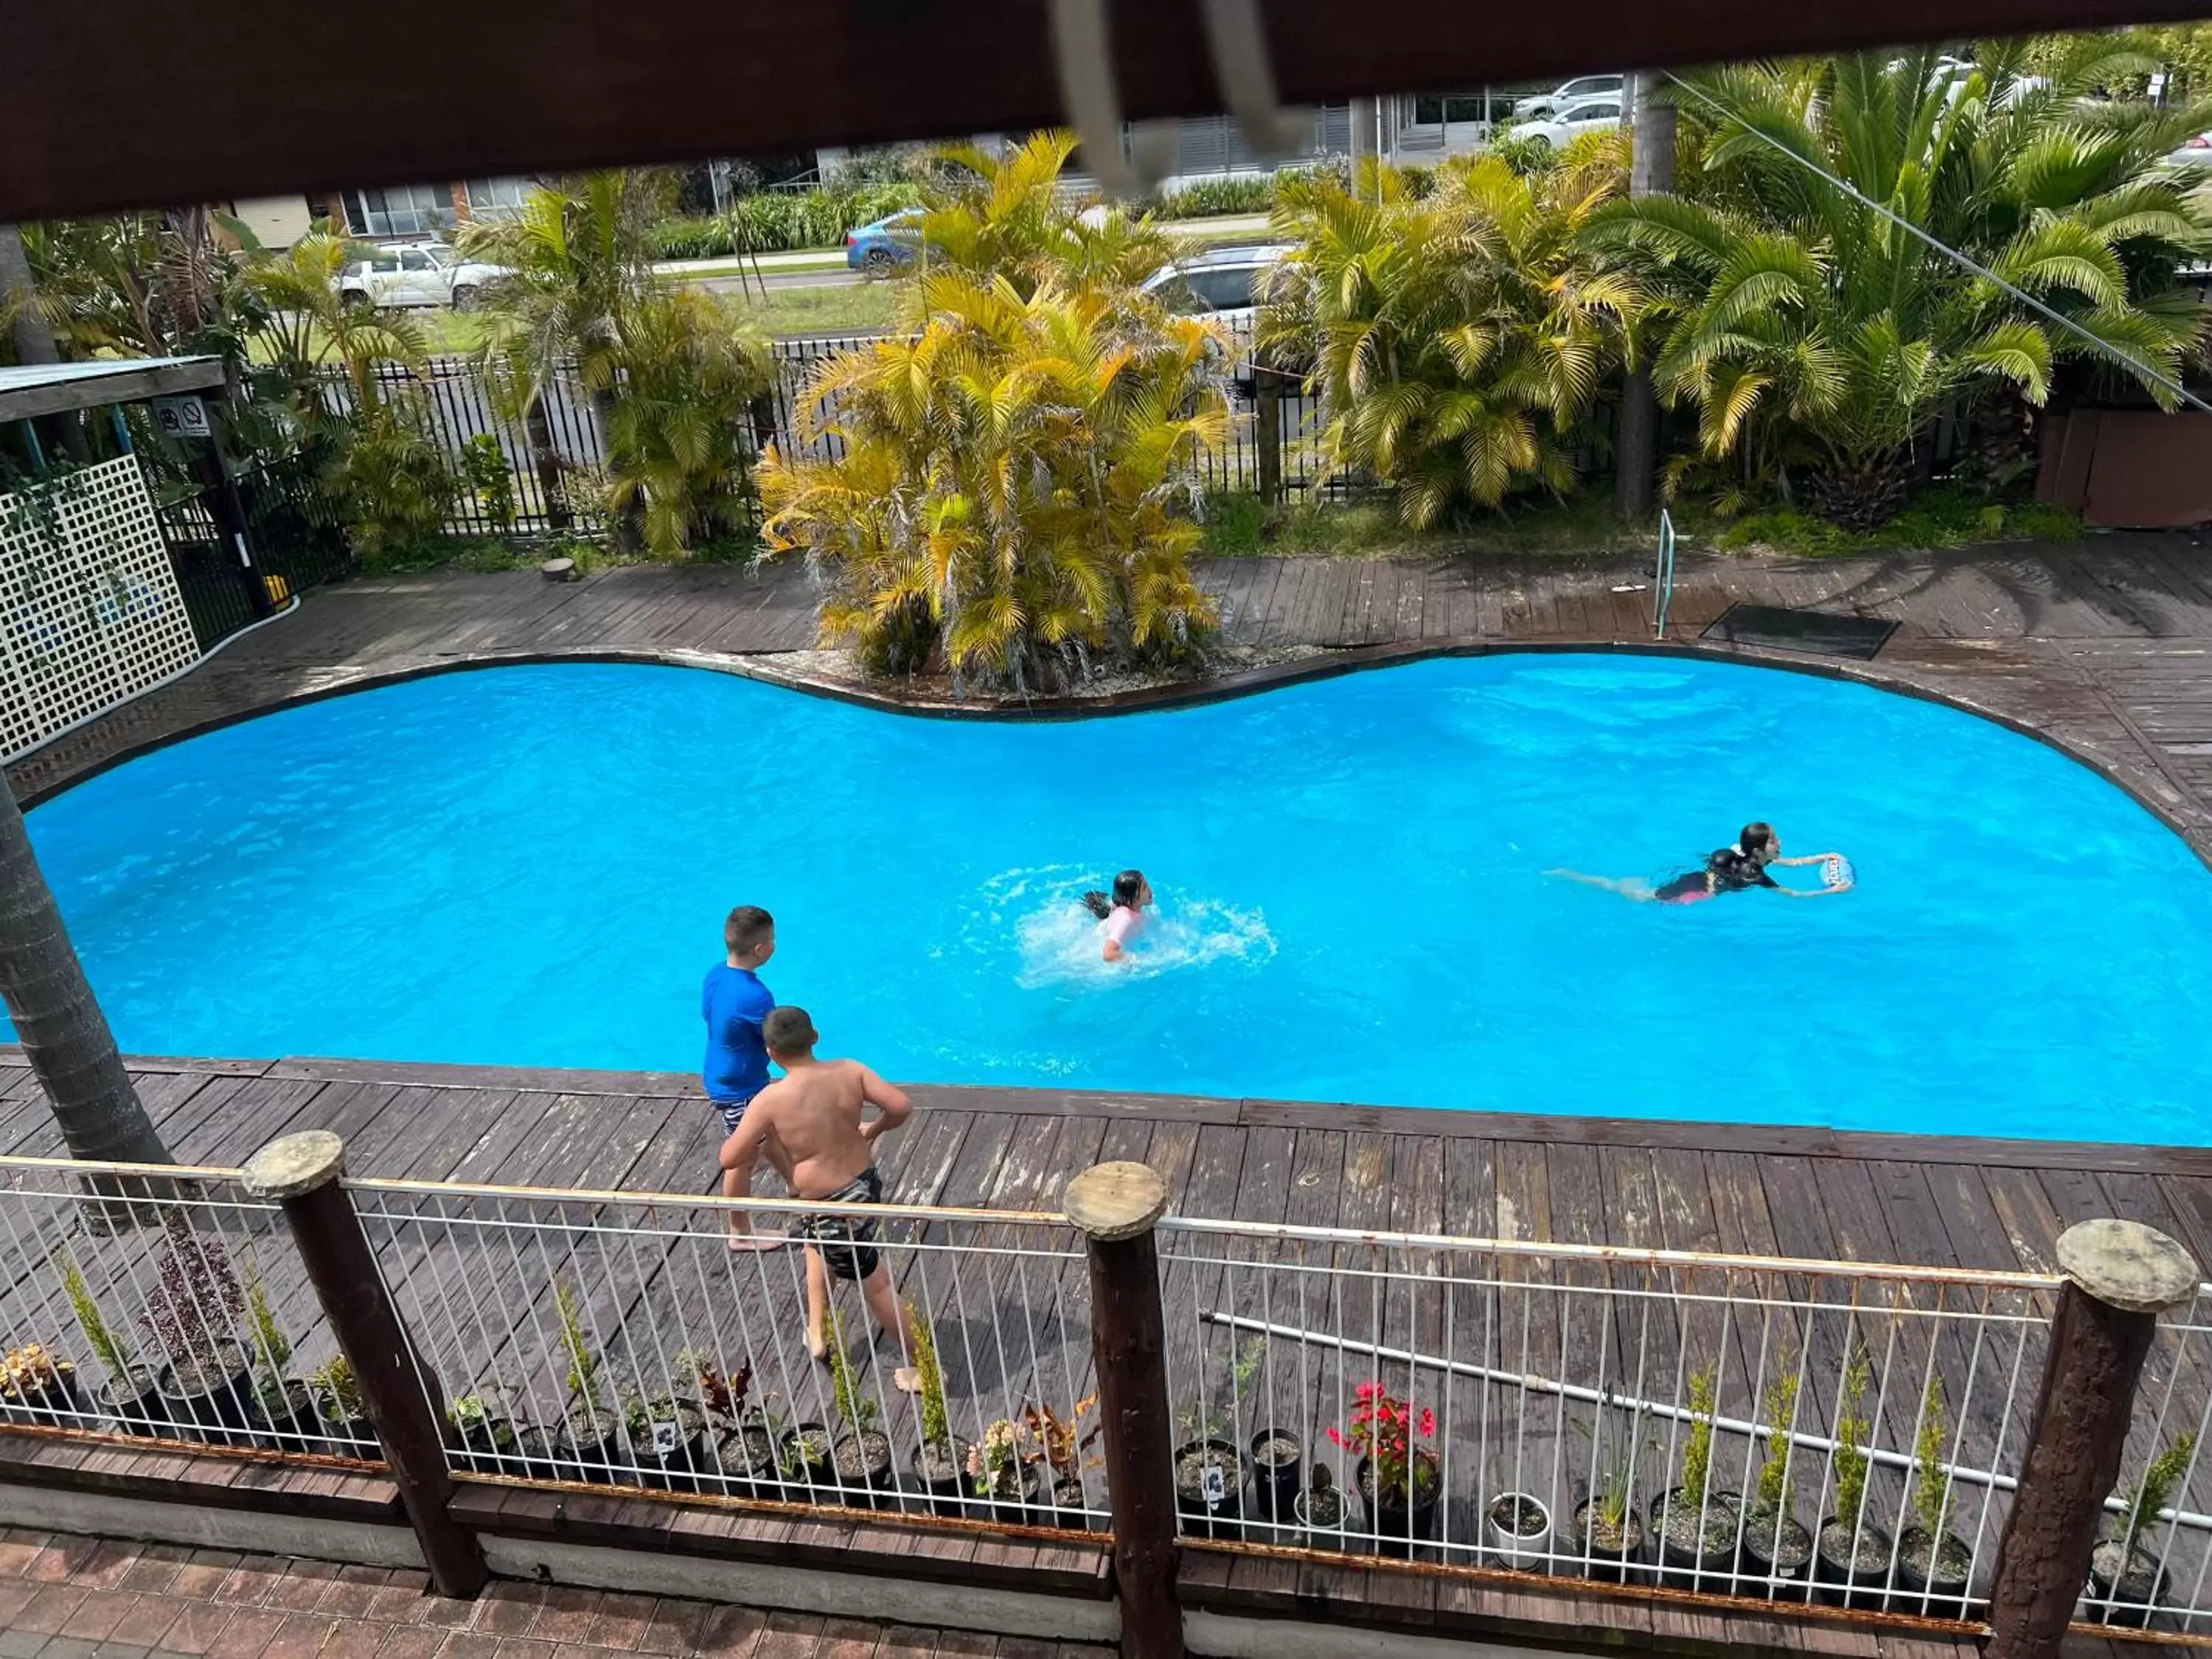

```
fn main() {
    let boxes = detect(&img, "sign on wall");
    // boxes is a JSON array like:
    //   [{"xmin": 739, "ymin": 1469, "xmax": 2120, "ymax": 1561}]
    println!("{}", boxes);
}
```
[
  {"xmin": 152, "ymin": 395, "xmax": 212, "ymax": 441},
  {"xmin": 0, "ymin": 456, "xmax": 202, "ymax": 759}
]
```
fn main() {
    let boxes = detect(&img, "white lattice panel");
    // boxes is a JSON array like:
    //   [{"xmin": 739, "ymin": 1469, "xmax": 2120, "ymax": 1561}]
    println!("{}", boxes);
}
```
[{"xmin": 1, "ymin": 456, "xmax": 201, "ymax": 759}]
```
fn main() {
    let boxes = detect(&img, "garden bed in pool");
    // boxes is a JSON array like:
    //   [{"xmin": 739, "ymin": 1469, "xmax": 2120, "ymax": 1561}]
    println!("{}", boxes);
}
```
[{"xmin": 20, "ymin": 655, "xmax": 2212, "ymax": 1145}]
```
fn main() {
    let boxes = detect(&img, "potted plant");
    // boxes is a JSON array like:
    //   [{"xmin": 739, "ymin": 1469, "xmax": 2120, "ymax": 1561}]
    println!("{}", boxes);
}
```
[
  {"xmin": 1653, "ymin": 1366, "xmax": 1741, "ymax": 1584},
  {"xmin": 1329, "ymin": 1381, "xmax": 1441, "ymax": 1557},
  {"xmin": 1571, "ymin": 1394, "xmax": 1649, "ymax": 1582},
  {"xmin": 550, "ymin": 1279, "xmax": 620, "ymax": 1481},
  {"xmin": 144, "ymin": 1222, "xmax": 252, "ymax": 1444},
  {"xmin": 1249, "ymin": 1421, "xmax": 1304, "ymax": 1528},
  {"xmin": 969, "ymin": 1416, "xmax": 1043, "ymax": 1521},
  {"xmin": 0, "ymin": 1344, "xmax": 81, "ymax": 1429},
  {"xmin": 447, "ymin": 1391, "xmax": 518, "ymax": 1475},
  {"xmin": 672, "ymin": 1352, "xmax": 779, "ymax": 1500},
  {"xmin": 58, "ymin": 1248, "xmax": 162, "ymax": 1436},
  {"xmin": 1815, "ymin": 1344, "xmax": 1893, "ymax": 1609},
  {"xmin": 309, "ymin": 1354, "xmax": 376, "ymax": 1455},
  {"xmin": 1173, "ymin": 1338, "xmax": 1264, "ymax": 1540},
  {"xmin": 1022, "ymin": 1396, "xmax": 1103, "ymax": 1528},
  {"xmin": 2090, "ymin": 1432, "xmax": 2197, "ymax": 1626},
  {"xmin": 1485, "ymin": 1491, "xmax": 1553, "ymax": 1571},
  {"xmin": 824, "ymin": 1311, "xmax": 893, "ymax": 1507},
  {"xmin": 905, "ymin": 1304, "xmax": 972, "ymax": 1517},
  {"xmin": 623, "ymin": 1389, "xmax": 709, "ymax": 1492},
  {"xmin": 777, "ymin": 1414, "xmax": 837, "ymax": 1498},
  {"xmin": 1895, "ymin": 1374, "xmax": 1974, "ymax": 1611},
  {"xmin": 1739, "ymin": 1369, "xmax": 1815, "ymax": 1593},
  {"xmin": 239, "ymin": 1270, "xmax": 316, "ymax": 1450},
  {"xmin": 1295, "ymin": 1462, "xmax": 1349, "ymax": 1551}
]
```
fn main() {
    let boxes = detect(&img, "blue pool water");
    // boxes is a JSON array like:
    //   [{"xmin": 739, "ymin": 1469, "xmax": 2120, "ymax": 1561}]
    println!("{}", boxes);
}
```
[{"xmin": 20, "ymin": 657, "xmax": 2212, "ymax": 1143}]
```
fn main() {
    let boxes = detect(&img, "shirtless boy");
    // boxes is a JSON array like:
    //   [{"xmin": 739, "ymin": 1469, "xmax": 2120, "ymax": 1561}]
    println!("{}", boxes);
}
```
[{"xmin": 719, "ymin": 1006, "xmax": 921, "ymax": 1391}]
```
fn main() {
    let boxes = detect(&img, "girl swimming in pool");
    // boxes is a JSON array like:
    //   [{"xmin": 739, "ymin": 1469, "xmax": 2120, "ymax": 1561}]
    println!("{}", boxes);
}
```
[
  {"xmin": 1081, "ymin": 870, "xmax": 1154, "ymax": 961},
  {"xmin": 1549, "ymin": 823, "xmax": 1851, "ymax": 903}
]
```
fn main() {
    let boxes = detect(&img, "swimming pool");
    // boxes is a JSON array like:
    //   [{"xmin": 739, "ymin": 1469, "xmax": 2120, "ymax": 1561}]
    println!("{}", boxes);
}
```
[{"xmin": 20, "ymin": 656, "xmax": 2212, "ymax": 1144}]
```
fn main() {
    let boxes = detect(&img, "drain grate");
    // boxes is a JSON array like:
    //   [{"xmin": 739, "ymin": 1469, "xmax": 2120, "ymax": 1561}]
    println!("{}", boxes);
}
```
[{"xmin": 1702, "ymin": 602, "xmax": 1898, "ymax": 661}]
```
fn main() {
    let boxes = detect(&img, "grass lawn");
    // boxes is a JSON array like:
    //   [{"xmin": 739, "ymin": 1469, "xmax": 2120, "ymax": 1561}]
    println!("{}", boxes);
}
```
[{"xmin": 720, "ymin": 281, "xmax": 900, "ymax": 338}]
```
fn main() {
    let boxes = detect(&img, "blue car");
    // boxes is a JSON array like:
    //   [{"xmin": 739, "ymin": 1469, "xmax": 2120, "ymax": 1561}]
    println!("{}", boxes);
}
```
[{"xmin": 845, "ymin": 209, "xmax": 925, "ymax": 274}]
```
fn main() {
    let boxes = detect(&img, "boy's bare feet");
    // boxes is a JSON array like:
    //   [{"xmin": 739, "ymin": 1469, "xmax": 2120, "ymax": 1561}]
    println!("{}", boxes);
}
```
[{"xmin": 893, "ymin": 1366, "xmax": 920, "ymax": 1394}]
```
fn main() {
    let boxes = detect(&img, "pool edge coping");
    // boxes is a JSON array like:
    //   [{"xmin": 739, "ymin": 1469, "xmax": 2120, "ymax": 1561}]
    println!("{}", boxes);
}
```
[
  {"xmin": 3, "ymin": 1046, "xmax": 2202, "ymax": 1173},
  {"xmin": 14, "ymin": 631, "xmax": 2209, "ymax": 875}
]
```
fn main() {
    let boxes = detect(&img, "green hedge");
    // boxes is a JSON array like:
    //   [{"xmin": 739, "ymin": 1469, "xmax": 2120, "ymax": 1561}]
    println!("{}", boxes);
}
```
[
  {"xmin": 650, "ymin": 182, "xmax": 926, "ymax": 259},
  {"xmin": 650, "ymin": 162, "xmax": 1359, "ymax": 260}
]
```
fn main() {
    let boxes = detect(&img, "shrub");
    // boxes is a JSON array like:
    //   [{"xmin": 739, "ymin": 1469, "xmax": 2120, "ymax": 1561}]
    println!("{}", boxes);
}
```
[
  {"xmin": 328, "ymin": 396, "xmax": 460, "ymax": 565},
  {"xmin": 762, "ymin": 274, "xmax": 1226, "ymax": 694},
  {"xmin": 1158, "ymin": 175, "xmax": 1276, "ymax": 218},
  {"xmin": 1264, "ymin": 143, "xmax": 1638, "ymax": 527}
]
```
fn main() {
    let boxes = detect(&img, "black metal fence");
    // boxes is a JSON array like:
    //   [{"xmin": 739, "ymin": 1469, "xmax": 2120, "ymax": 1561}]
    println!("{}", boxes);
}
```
[
  {"xmin": 150, "ymin": 453, "xmax": 354, "ymax": 651},
  {"xmin": 316, "ymin": 332, "xmax": 1337, "ymax": 539}
]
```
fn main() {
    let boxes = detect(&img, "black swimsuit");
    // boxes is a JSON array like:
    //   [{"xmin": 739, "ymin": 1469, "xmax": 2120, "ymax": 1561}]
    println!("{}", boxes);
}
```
[{"xmin": 1655, "ymin": 848, "xmax": 1778, "ymax": 904}]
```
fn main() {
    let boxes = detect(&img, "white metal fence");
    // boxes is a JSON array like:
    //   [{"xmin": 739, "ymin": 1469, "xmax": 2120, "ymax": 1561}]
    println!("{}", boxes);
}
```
[
  {"xmin": 1155, "ymin": 1217, "xmax": 2062, "ymax": 1622},
  {"xmin": 0, "ymin": 1156, "xmax": 377, "ymax": 1461},
  {"xmin": 13, "ymin": 1150, "xmax": 2212, "ymax": 1637},
  {"xmin": 346, "ymin": 1178, "xmax": 1106, "ymax": 1526}
]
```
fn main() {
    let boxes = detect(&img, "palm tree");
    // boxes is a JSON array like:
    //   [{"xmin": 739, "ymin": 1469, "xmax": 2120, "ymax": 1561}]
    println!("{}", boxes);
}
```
[
  {"xmin": 1262, "ymin": 142, "xmax": 1642, "ymax": 528},
  {"xmin": 236, "ymin": 229, "xmax": 430, "ymax": 418},
  {"xmin": 1595, "ymin": 41, "xmax": 2212, "ymax": 527},
  {"xmin": 1, "ymin": 778, "xmax": 171, "ymax": 1169},
  {"xmin": 463, "ymin": 172, "xmax": 768, "ymax": 554},
  {"xmin": 760, "ymin": 271, "xmax": 1226, "ymax": 693},
  {"xmin": 601, "ymin": 287, "xmax": 772, "ymax": 556},
  {"xmin": 919, "ymin": 133, "xmax": 1174, "ymax": 299}
]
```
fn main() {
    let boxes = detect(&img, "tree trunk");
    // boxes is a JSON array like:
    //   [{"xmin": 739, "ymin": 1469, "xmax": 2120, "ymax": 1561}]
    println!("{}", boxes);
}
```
[
  {"xmin": 0, "ymin": 223, "xmax": 91, "ymax": 464},
  {"xmin": 1615, "ymin": 72, "xmax": 1676, "ymax": 524},
  {"xmin": 0, "ymin": 776, "xmax": 173, "ymax": 1170},
  {"xmin": 591, "ymin": 386, "xmax": 644, "ymax": 554},
  {"xmin": 524, "ymin": 394, "xmax": 571, "ymax": 531},
  {"xmin": 1806, "ymin": 449, "xmax": 1914, "ymax": 532}
]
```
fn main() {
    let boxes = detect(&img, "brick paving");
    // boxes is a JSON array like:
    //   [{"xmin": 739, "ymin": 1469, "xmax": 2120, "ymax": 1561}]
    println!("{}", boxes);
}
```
[{"xmin": 0, "ymin": 1533, "xmax": 1106, "ymax": 1659}]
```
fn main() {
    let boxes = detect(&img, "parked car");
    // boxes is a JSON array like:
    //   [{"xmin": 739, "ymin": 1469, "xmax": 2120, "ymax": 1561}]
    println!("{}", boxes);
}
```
[
  {"xmin": 1513, "ymin": 74, "xmax": 1624, "ymax": 121},
  {"xmin": 338, "ymin": 243, "xmax": 508, "ymax": 310},
  {"xmin": 1139, "ymin": 243, "xmax": 1295, "ymax": 333},
  {"xmin": 846, "ymin": 209, "xmax": 925, "ymax": 274},
  {"xmin": 2170, "ymin": 132, "xmax": 2212, "ymax": 168},
  {"xmin": 1510, "ymin": 94, "xmax": 1626, "ymax": 150}
]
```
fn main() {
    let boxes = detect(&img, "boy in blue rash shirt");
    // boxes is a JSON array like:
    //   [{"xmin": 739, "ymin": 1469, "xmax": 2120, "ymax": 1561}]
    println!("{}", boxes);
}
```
[{"xmin": 702, "ymin": 905, "xmax": 776, "ymax": 1136}]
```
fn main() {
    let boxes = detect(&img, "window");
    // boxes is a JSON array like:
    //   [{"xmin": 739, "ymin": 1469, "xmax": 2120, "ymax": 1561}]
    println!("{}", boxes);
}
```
[
  {"xmin": 341, "ymin": 184, "xmax": 455, "ymax": 237},
  {"xmin": 1194, "ymin": 268, "xmax": 1257, "ymax": 310},
  {"xmin": 1410, "ymin": 92, "xmax": 1503, "ymax": 127},
  {"xmin": 369, "ymin": 251, "xmax": 401, "ymax": 274},
  {"xmin": 1572, "ymin": 102, "xmax": 1621, "ymax": 123},
  {"xmin": 1561, "ymin": 76, "xmax": 1624, "ymax": 101},
  {"xmin": 463, "ymin": 177, "xmax": 532, "ymax": 216},
  {"xmin": 400, "ymin": 248, "xmax": 434, "ymax": 272}
]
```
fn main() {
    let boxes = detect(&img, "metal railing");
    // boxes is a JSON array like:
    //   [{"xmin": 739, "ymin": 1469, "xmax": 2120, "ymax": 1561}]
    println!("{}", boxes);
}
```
[
  {"xmin": 10, "ymin": 1143, "xmax": 2212, "ymax": 1641},
  {"xmin": 2087, "ymin": 1285, "xmax": 2212, "ymax": 1634},
  {"xmin": 0, "ymin": 1156, "xmax": 380, "ymax": 1465},
  {"xmin": 1155, "ymin": 1217, "xmax": 2060, "ymax": 1623},
  {"xmin": 344, "ymin": 1178, "xmax": 1107, "ymax": 1526}
]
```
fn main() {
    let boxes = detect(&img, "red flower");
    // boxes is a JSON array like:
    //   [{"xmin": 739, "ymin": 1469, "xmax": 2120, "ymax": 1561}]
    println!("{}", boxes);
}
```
[
  {"xmin": 1418, "ymin": 1408, "xmax": 1437, "ymax": 1438},
  {"xmin": 1324, "ymin": 1427, "xmax": 1346, "ymax": 1448}
]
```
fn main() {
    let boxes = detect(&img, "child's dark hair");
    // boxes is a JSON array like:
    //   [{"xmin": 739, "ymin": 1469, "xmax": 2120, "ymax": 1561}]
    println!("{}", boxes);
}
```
[
  {"xmin": 762, "ymin": 1005, "xmax": 818, "ymax": 1054},
  {"xmin": 1082, "ymin": 871, "xmax": 1147, "ymax": 919},
  {"xmin": 1739, "ymin": 823, "xmax": 1775, "ymax": 858},
  {"xmin": 725, "ymin": 905, "xmax": 774, "ymax": 955}
]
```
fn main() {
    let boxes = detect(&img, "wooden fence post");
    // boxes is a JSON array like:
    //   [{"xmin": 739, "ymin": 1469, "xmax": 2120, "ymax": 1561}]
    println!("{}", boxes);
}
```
[
  {"xmin": 1986, "ymin": 1218, "xmax": 2199, "ymax": 1659},
  {"xmin": 243, "ymin": 1130, "xmax": 488, "ymax": 1599},
  {"xmin": 1067, "ymin": 1161, "xmax": 1183, "ymax": 1659},
  {"xmin": 1253, "ymin": 368, "xmax": 1283, "ymax": 509}
]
